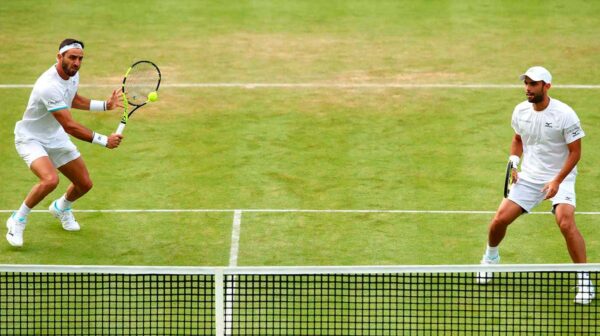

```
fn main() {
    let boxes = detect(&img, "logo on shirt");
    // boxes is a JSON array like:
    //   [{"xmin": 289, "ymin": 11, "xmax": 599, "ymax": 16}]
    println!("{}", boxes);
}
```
[
  {"xmin": 572, "ymin": 130, "xmax": 581, "ymax": 137},
  {"xmin": 544, "ymin": 122, "xmax": 553, "ymax": 128}
]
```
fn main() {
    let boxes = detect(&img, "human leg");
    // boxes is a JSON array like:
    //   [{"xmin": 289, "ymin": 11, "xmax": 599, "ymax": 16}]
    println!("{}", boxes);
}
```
[
  {"xmin": 6, "ymin": 156, "xmax": 59, "ymax": 247},
  {"xmin": 486, "ymin": 199, "xmax": 524, "ymax": 250},
  {"xmin": 552, "ymin": 182, "xmax": 594, "ymax": 304},
  {"xmin": 476, "ymin": 199, "xmax": 524, "ymax": 284},
  {"xmin": 49, "ymin": 157, "xmax": 92, "ymax": 231},
  {"xmin": 554, "ymin": 204, "xmax": 586, "ymax": 263},
  {"xmin": 57, "ymin": 156, "xmax": 93, "ymax": 203}
]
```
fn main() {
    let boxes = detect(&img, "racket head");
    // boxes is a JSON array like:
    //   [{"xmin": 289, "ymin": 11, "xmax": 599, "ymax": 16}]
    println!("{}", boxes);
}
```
[
  {"xmin": 503, "ymin": 161, "xmax": 514, "ymax": 198},
  {"xmin": 122, "ymin": 60, "xmax": 161, "ymax": 108}
]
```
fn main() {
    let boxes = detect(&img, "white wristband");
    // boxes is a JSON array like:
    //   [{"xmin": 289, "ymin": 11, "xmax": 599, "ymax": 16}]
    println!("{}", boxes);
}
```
[
  {"xmin": 90, "ymin": 100, "xmax": 106, "ymax": 111},
  {"xmin": 91, "ymin": 132, "xmax": 108, "ymax": 147},
  {"xmin": 509, "ymin": 155, "xmax": 520, "ymax": 168}
]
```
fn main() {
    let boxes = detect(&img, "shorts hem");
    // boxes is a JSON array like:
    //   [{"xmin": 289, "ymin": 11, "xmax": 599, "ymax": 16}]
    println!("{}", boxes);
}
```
[{"xmin": 507, "ymin": 197, "xmax": 531, "ymax": 213}]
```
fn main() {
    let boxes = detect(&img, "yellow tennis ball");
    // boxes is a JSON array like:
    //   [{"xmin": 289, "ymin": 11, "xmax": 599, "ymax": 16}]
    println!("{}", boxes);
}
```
[{"xmin": 147, "ymin": 91, "xmax": 158, "ymax": 102}]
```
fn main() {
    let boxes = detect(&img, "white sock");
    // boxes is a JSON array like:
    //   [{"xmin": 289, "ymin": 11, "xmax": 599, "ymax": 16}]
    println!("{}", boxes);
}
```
[
  {"xmin": 485, "ymin": 244, "xmax": 499, "ymax": 260},
  {"xmin": 16, "ymin": 202, "xmax": 31, "ymax": 220},
  {"xmin": 56, "ymin": 195, "xmax": 73, "ymax": 211}
]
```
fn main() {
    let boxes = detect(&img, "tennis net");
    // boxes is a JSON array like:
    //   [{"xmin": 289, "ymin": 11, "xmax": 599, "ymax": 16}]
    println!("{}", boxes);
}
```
[{"xmin": 0, "ymin": 264, "xmax": 597, "ymax": 335}]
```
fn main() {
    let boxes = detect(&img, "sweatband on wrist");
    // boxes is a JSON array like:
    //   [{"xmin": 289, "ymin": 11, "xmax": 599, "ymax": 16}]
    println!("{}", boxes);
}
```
[
  {"xmin": 90, "ymin": 100, "xmax": 106, "ymax": 111},
  {"xmin": 91, "ymin": 132, "xmax": 108, "ymax": 147},
  {"xmin": 509, "ymin": 155, "xmax": 520, "ymax": 167}
]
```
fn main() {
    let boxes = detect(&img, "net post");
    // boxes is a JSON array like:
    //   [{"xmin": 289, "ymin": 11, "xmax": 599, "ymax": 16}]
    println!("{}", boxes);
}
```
[{"xmin": 215, "ymin": 269, "xmax": 225, "ymax": 336}]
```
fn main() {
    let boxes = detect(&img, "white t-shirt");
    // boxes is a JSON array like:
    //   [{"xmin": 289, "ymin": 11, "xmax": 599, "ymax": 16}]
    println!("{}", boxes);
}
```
[
  {"xmin": 511, "ymin": 97, "xmax": 585, "ymax": 184},
  {"xmin": 14, "ymin": 65, "xmax": 79, "ymax": 145}
]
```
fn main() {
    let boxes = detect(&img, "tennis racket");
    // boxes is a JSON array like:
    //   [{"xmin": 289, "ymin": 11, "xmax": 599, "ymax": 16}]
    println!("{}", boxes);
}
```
[
  {"xmin": 503, "ymin": 160, "xmax": 515, "ymax": 198},
  {"xmin": 115, "ymin": 60, "xmax": 161, "ymax": 134}
]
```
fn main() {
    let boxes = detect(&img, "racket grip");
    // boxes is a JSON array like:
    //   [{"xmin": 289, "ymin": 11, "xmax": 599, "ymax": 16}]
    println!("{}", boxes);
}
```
[{"xmin": 116, "ymin": 123, "xmax": 126, "ymax": 135}]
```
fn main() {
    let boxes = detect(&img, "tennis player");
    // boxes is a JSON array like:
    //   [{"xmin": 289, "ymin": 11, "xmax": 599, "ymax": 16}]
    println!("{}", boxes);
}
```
[
  {"xmin": 6, "ymin": 38, "xmax": 123, "ymax": 247},
  {"xmin": 475, "ymin": 66, "xmax": 594, "ymax": 304}
]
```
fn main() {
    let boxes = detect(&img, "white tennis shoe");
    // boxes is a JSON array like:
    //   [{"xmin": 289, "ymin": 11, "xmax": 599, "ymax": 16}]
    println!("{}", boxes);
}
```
[
  {"xmin": 6, "ymin": 213, "xmax": 26, "ymax": 247},
  {"xmin": 575, "ymin": 282, "xmax": 595, "ymax": 305},
  {"xmin": 49, "ymin": 201, "xmax": 80, "ymax": 231},
  {"xmin": 475, "ymin": 255, "xmax": 500, "ymax": 284}
]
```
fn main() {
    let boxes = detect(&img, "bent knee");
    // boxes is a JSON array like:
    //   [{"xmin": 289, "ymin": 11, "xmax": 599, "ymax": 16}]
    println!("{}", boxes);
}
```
[
  {"xmin": 75, "ymin": 178, "xmax": 93, "ymax": 193},
  {"xmin": 78, "ymin": 179, "xmax": 93, "ymax": 192},
  {"xmin": 40, "ymin": 174, "xmax": 60, "ymax": 190},
  {"xmin": 490, "ymin": 215, "xmax": 513, "ymax": 228},
  {"xmin": 557, "ymin": 218, "xmax": 577, "ymax": 234}
]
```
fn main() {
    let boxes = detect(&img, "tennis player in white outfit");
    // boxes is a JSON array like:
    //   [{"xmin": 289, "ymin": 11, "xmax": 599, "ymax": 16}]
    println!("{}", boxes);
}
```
[
  {"xmin": 7, "ymin": 38, "xmax": 123, "ymax": 247},
  {"xmin": 475, "ymin": 66, "xmax": 594, "ymax": 305}
]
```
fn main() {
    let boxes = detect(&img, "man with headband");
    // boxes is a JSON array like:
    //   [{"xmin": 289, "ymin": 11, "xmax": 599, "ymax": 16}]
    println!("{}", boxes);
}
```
[{"xmin": 7, "ymin": 38, "xmax": 123, "ymax": 247}]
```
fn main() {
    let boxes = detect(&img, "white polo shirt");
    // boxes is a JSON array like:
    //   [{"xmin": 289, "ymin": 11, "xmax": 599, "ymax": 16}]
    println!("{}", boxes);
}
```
[
  {"xmin": 14, "ymin": 65, "xmax": 79, "ymax": 145},
  {"xmin": 511, "ymin": 97, "xmax": 585, "ymax": 184}
]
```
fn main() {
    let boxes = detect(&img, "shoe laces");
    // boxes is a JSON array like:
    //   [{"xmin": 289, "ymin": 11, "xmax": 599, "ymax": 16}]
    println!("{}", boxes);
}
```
[
  {"xmin": 57, "ymin": 208, "xmax": 76, "ymax": 222},
  {"xmin": 11, "ymin": 213, "xmax": 26, "ymax": 226}
]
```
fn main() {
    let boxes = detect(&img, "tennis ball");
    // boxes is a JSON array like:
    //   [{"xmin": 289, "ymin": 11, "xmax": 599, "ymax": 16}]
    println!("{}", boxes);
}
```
[{"xmin": 147, "ymin": 91, "xmax": 158, "ymax": 102}]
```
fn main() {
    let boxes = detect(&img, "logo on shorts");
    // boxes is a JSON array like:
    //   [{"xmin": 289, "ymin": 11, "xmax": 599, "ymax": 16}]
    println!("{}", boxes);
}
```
[{"xmin": 565, "ymin": 196, "xmax": 572, "ymax": 201}]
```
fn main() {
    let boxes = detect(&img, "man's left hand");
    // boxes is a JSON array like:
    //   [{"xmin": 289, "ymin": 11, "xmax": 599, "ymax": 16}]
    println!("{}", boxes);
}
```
[
  {"xmin": 542, "ymin": 180, "xmax": 561, "ymax": 200},
  {"xmin": 106, "ymin": 89, "xmax": 124, "ymax": 110}
]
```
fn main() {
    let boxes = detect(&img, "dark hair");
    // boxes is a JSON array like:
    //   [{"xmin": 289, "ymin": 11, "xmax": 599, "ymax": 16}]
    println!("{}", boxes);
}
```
[{"xmin": 58, "ymin": 38, "xmax": 85, "ymax": 52}]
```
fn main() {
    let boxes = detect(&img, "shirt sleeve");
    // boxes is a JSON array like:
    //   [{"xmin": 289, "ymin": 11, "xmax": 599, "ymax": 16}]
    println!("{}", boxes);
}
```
[
  {"xmin": 39, "ymin": 84, "xmax": 68, "ymax": 112},
  {"xmin": 564, "ymin": 122, "xmax": 585, "ymax": 143},
  {"xmin": 510, "ymin": 106, "xmax": 521, "ymax": 135},
  {"xmin": 563, "ymin": 110, "xmax": 585, "ymax": 144}
]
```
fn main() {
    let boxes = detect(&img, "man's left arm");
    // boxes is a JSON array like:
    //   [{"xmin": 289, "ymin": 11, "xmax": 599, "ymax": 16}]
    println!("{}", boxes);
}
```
[
  {"xmin": 71, "ymin": 89, "xmax": 123, "ymax": 111},
  {"xmin": 542, "ymin": 139, "xmax": 581, "ymax": 199}
]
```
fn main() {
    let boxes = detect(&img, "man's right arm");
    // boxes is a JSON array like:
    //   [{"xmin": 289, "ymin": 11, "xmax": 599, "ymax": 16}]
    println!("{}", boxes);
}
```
[
  {"xmin": 510, "ymin": 134, "xmax": 523, "ymax": 158},
  {"xmin": 51, "ymin": 108, "xmax": 122, "ymax": 148},
  {"xmin": 510, "ymin": 134, "xmax": 523, "ymax": 181}
]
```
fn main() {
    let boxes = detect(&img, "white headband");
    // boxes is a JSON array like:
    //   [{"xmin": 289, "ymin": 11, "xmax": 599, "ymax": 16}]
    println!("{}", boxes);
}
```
[{"xmin": 59, "ymin": 43, "xmax": 83, "ymax": 55}]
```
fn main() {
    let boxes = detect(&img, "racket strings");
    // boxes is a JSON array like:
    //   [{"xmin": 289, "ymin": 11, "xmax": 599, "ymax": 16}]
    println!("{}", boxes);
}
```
[{"xmin": 124, "ymin": 63, "xmax": 160, "ymax": 105}]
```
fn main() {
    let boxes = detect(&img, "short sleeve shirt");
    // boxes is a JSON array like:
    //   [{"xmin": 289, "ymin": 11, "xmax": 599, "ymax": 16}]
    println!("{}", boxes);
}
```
[
  {"xmin": 511, "ymin": 98, "xmax": 585, "ymax": 184},
  {"xmin": 14, "ymin": 65, "xmax": 79, "ymax": 145}
]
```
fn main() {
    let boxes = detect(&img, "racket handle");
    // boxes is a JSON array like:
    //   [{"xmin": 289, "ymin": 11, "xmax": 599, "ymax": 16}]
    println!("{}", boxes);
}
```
[{"xmin": 116, "ymin": 123, "xmax": 126, "ymax": 135}]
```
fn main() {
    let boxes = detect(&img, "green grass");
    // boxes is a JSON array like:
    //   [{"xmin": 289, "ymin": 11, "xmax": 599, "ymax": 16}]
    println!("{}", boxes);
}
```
[
  {"xmin": 1, "ymin": 1, "xmax": 599, "ymax": 334},
  {"xmin": 1, "ymin": 0, "xmax": 599, "ymax": 266}
]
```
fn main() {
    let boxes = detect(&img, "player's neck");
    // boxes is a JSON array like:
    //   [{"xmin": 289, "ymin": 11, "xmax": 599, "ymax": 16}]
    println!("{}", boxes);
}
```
[
  {"xmin": 532, "ymin": 96, "xmax": 550, "ymax": 112},
  {"xmin": 55, "ymin": 63, "xmax": 70, "ymax": 80}
]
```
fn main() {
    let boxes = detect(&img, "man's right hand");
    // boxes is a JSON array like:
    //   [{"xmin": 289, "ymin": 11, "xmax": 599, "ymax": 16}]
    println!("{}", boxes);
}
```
[{"xmin": 107, "ymin": 134, "xmax": 123, "ymax": 149}]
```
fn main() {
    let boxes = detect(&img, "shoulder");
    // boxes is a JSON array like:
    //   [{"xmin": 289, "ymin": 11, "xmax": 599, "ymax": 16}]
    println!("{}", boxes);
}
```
[
  {"xmin": 35, "ymin": 66, "xmax": 60, "ymax": 88},
  {"xmin": 35, "ymin": 67, "xmax": 64, "ymax": 96},
  {"xmin": 549, "ymin": 98, "xmax": 578, "ymax": 116},
  {"xmin": 35, "ymin": 79, "xmax": 63, "ymax": 100},
  {"xmin": 512, "ymin": 100, "xmax": 530, "ymax": 116},
  {"xmin": 548, "ymin": 98, "xmax": 581, "ymax": 127},
  {"xmin": 549, "ymin": 98, "xmax": 575, "ymax": 113}
]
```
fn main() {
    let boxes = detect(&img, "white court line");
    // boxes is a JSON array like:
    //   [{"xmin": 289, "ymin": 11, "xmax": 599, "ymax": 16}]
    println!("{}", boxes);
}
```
[
  {"xmin": 2, "ymin": 209, "xmax": 600, "ymax": 215},
  {"xmin": 225, "ymin": 210, "xmax": 243, "ymax": 336},
  {"xmin": 229, "ymin": 210, "xmax": 243, "ymax": 267},
  {"xmin": 1, "ymin": 83, "xmax": 600, "ymax": 89}
]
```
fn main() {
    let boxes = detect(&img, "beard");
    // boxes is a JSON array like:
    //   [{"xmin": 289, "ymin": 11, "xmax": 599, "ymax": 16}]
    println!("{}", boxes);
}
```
[
  {"xmin": 61, "ymin": 60, "xmax": 79, "ymax": 77},
  {"xmin": 527, "ymin": 92, "xmax": 544, "ymax": 103}
]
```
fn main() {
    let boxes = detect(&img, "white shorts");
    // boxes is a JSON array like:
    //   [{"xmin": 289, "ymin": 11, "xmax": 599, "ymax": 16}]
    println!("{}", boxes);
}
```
[
  {"xmin": 508, "ymin": 177, "xmax": 576, "ymax": 213},
  {"xmin": 15, "ymin": 138, "xmax": 80, "ymax": 168}
]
